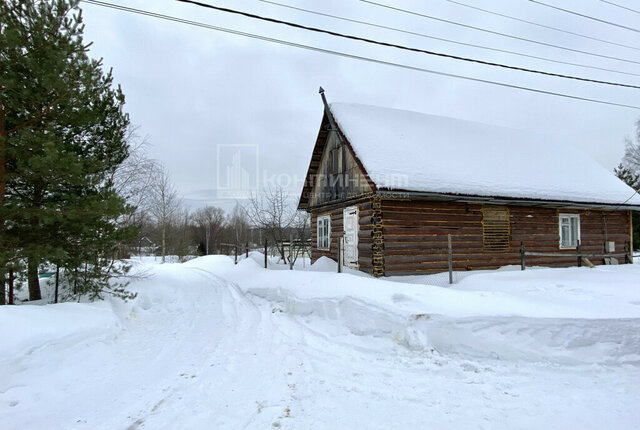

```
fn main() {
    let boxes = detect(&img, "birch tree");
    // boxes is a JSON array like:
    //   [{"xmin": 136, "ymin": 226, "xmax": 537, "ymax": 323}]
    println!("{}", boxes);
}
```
[{"xmin": 148, "ymin": 165, "xmax": 180, "ymax": 262}]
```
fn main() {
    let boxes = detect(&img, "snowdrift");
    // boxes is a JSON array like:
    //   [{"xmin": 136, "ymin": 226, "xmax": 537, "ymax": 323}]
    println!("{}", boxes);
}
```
[
  {"xmin": 212, "ymin": 257, "xmax": 640, "ymax": 365},
  {"xmin": 0, "ymin": 302, "xmax": 120, "ymax": 362},
  {"xmin": 3, "ymin": 254, "xmax": 640, "ymax": 430}
]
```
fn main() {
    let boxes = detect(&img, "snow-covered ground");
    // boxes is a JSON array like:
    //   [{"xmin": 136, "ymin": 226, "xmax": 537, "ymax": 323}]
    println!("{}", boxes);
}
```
[{"xmin": 1, "ymin": 255, "xmax": 639, "ymax": 429}]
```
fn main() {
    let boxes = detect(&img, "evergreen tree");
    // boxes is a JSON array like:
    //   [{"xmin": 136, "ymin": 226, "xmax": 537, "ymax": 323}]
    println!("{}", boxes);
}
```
[
  {"xmin": 614, "ymin": 163, "xmax": 640, "ymax": 250},
  {"xmin": 0, "ymin": 0, "xmax": 136, "ymax": 300}
]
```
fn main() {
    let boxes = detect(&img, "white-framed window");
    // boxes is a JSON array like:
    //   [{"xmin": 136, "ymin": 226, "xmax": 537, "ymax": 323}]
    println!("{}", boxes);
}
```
[
  {"xmin": 317, "ymin": 215, "xmax": 331, "ymax": 250},
  {"xmin": 559, "ymin": 213, "xmax": 580, "ymax": 249}
]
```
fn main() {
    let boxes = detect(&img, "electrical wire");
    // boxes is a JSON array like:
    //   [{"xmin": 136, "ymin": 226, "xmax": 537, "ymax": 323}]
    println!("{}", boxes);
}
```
[
  {"xmin": 79, "ymin": 0, "xmax": 640, "ymax": 110},
  {"xmin": 529, "ymin": 0, "xmax": 640, "ymax": 33},
  {"xmin": 610, "ymin": 189, "xmax": 640, "ymax": 210},
  {"xmin": 361, "ymin": 0, "xmax": 640, "ymax": 66},
  {"xmin": 175, "ymin": 0, "xmax": 640, "ymax": 89},
  {"xmin": 256, "ymin": 0, "xmax": 640, "ymax": 77},
  {"xmin": 444, "ymin": 0, "xmax": 639, "ymax": 51},
  {"xmin": 600, "ymin": 0, "xmax": 640, "ymax": 15}
]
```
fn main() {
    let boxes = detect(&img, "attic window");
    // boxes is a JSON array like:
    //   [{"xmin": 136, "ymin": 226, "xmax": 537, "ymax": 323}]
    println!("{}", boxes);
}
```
[
  {"xmin": 329, "ymin": 147, "xmax": 342, "ymax": 175},
  {"xmin": 482, "ymin": 208, "xmax": 510, "ymax": 251}
]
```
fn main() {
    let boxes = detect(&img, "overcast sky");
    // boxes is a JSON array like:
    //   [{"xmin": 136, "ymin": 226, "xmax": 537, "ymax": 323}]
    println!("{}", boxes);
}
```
[{"xmin": 78, "ymin": 0, "xmax": 640, "ymax": 211}]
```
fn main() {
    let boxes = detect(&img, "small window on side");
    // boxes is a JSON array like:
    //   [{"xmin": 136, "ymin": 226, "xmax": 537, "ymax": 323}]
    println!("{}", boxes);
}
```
[
  {"xmin": 317, "ymin": 215, "xmax": 331, "ymax": 250},
  {"xmin": 329, "ymin": 148, "xmax": 342, "ymax": 175},
  {"xmin": 559, "ymin": 214, "xmax": 580, "ymax": 249}
]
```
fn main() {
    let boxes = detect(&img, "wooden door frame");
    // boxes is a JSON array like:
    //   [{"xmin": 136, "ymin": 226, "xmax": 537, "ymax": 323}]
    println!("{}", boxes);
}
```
[{"xmin": 343, "ymin": 205, "xmax": 359, "ymax": 269}]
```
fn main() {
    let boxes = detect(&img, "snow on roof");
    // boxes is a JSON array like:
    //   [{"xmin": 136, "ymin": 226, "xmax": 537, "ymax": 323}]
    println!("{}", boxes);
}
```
[{"xmin": 329, "ymin": 103, "xmax": 640, "ymax": 207}]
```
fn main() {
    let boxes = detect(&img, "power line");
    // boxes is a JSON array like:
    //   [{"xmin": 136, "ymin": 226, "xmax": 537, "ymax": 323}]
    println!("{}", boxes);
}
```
[
  {"xmin": 79, "ymin": 0, "xmax": 640, "ymax": 110},
  {"xmin": 361, "ymin": 0, "xmax": 640, "ymax": 66},
  {"xmin": 599, "ymin": 0, "xmax": 640, "ymax": 15},
  {"xmin": 610, "ymin": 188, "xmax": 639, "ymax": 210},
  {"xmin": 529, "ymin": 0, "xmax": 640, "ymax": 33},
  {"xmin": 444, "ymin": 0, "xmax": 640, "ymax": 51},
  {"xmin": 175, "ymin": 0, "xmax": 640, "ymax": 89},
  {"xmin": 256, "ymin": 0, "xmax": 640, "ymax": 78}
]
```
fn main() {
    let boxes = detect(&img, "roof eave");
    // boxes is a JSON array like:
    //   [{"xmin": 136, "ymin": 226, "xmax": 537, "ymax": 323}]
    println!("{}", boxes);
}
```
[{"xmin": 376, "ymin": 189, "xmax": 640, "ymax": 211}]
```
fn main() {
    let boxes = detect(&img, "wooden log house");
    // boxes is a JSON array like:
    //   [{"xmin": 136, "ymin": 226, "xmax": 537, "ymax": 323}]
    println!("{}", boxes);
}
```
[{"xmin": 297, "ymin": 89, "xmax": 640, "ymax": 276}]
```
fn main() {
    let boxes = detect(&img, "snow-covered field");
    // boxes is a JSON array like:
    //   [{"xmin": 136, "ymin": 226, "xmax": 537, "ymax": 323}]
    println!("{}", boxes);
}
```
[{"xmin": 1, "ymin": 255, "xmax": 639, "ymax": 430}]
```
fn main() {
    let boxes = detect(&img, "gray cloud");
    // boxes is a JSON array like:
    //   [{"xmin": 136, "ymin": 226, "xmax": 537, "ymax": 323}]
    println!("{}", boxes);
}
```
[{"xmin": 80, "ymin": 0, "xmax": 640, "ymax": 209}]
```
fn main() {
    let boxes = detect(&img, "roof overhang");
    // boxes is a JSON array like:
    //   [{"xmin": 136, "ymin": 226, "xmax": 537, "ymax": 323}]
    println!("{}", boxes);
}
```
[{"xmin": 376, "ymin": 189, "xmax": 640, "ymax": 211}]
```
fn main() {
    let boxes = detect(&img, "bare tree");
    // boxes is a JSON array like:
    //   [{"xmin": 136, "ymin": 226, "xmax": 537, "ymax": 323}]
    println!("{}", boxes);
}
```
[
  {"xmin": 172, "ymin": 207, "xmax": 193, "ymax": 261},
  {"xmin": 623, "ymin": 118, "xmax": 640, "ymax": 171},
  {"xmin": 245, "ymin": 187, "xmax": 297, "ymax": 262},
  {"xmin": 287, "ymin": 211, "xmax": 310, "ymax": 268},
  {"xmin": 148, "ymin": 164, "xmax": 181, "ymax": 262},
  {"xmin": 227, "ymin": 203, "xmax": 251, "ymax": 247},
  {"xmin": 112, "ymin": 127, "xmax": 157, "ymax": 211},
  {"xmin": 192, "ymin": 206, "xmax": 226, "ymax": 255},
  {"xmin": 109, "ymin": 127, "xmax": 160, "ymax": 257}
]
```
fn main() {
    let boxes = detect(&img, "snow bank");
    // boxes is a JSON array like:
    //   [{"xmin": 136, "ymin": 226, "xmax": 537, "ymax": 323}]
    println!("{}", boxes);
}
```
[
  {"xmin": 305, "ymin": 256, "xmax": 338, "ymax": 272},
  {"xmin": 0, "ymin": 257, "xmax": 253, "ymax": 365},
  {"xmin": 126, "ymin": 256, "xmax": 253, "ymax": 321},
  {"xmin": 232, "ymin": 259, "xmax": 640, "ymax": 319},
  {"xmin": 409, "ymin": 315, "xmax": 640, "ymax": 365},
  {"xmin": 201, "ymin": 256, "xmax": 640, "ymax": 364},
  {"xmin": 0, "ymin": 302, "xmax": 120, "ymax": 362},
  {"xmin": 3, "ymin": 255, "xmax": 640, "ymax": 430}
]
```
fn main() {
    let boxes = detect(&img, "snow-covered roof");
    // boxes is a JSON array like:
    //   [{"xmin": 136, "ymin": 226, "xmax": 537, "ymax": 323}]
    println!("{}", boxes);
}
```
[{"xmin": 329, "ymin": 103, "xmax": 640, "ymax": 207}]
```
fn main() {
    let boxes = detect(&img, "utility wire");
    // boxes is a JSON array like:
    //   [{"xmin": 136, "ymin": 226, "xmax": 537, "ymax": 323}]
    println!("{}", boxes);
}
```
[
  {"xmin": 600, "ymin": 0, "xmax": 640, "ymax": 15},
  {"xmin": 256, "ymin": 0, "xmax": 640, "ymax": 77},
  {"xmin": 176, "ymin": 0, "xmax": 640, "ymax": 89},
  {"xmin": 79, "ymin": 0, "xmax": 640, "ymax": 110},
  {"xmin": 444, "ymin": 0, "xmax": 639, "ymax": 51},
  {"xmin": 361, "ymin": 0, "xmax": 640, "ymax": 66},
  {"xmin": 610, "ymin": 187, "xmax": 640, "ymax": 210},
  {"xmin": 529, "ymin": 0, "xmax": 640, "ymax": 33}
]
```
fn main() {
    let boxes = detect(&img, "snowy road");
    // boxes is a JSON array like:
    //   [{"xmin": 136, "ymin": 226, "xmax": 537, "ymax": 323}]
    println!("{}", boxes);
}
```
[{"xmin": 2, "ymin": 256, "xmax": 640, "ymax": 429}]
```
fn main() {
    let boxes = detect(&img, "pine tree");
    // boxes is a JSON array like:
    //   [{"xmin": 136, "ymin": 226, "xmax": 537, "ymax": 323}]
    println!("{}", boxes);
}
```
[
  {"xmin": 0, "ymin": 0, "xmax": 136, "ymax": 301},
  {"xmin": 614, "ymin": 163, "xmax": 640, "ymax": 250}
]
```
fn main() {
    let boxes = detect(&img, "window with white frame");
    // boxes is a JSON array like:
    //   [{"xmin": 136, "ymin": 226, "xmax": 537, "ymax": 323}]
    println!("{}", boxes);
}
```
[
  {"xmin": 559, "ymin": 214, "xmax": 580, "ymax": 248},
  {"xmin": 317, "ymin": 215, "xmax": 331, "ymax": 250}
]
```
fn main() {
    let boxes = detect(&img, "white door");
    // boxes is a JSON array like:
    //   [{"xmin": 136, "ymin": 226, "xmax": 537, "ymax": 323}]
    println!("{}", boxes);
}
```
[{"xmin": 343, "ymin": 206, "xmax": 359, "ymax": 269}]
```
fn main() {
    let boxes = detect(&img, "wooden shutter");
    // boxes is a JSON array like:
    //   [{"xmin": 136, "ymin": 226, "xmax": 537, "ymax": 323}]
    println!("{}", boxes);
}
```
[{"xmin": 482, "ymin": 208, "xmax": 510, "ymax": 251}]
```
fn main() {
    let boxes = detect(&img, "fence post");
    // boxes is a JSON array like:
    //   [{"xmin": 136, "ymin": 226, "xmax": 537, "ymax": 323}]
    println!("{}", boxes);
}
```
[
  {"xmin": 337, "ymin": 237, "xmax": 342, "ymax": 273},
  {"xmin": 289, "ymin": 232, "xmax": 294, "ymax": 270},
  {"xmin": 234, "ymin": 245, "xmax": 238, "ymax": 265},
  {"xmin": 625, "ymin": 242, "xmax": 630, "ymax": 264},
  {"xmin": 0, "ymin": 273, "xmax": 4, "ymax": 306},
  {"xmin": 8, "ymin": 269, "xmax": 14, "ymax": 305},
  {"xmin": 576, "ymin": 240, "xmax": 582, "ymax": 267},
  {"xmin": 54, "ymin": 265, "xmax": 60, "ymax": 304},
  {"xmin": 447, "ymin": 234, "xmax": 453, "ymax": 285},
  {"xmin": 264, "ymin": 239, "xmax": 268, "ymax": 269},
  {"xmin": 520, "ymin": 242, "xmax": 526, "ymax": 271}
]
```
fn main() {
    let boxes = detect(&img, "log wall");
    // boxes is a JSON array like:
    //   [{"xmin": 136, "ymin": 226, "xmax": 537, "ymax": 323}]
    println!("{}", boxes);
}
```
[
  {"xmin": 310, "ymin": 198, "xmax": 376, "ymax": 275},
  {"xmin": 310, "ymin": 198, "xmax": 631, "ymax": 277},
  {"xmin": 380, "ymin": 199, "xmax": 631, "ymax": 276}
]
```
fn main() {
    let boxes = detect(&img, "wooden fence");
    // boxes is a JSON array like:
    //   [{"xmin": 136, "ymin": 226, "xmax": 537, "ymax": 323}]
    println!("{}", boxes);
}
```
[{"xmin": 519, "ymin": 240, "xmax": 632, "ymax": 270}]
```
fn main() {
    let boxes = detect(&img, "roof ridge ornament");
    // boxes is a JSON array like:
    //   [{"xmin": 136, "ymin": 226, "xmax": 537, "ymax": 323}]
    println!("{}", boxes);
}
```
[{"xmin": 318, "ymin": 86, "xmax": 340, "ymax": 142}]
